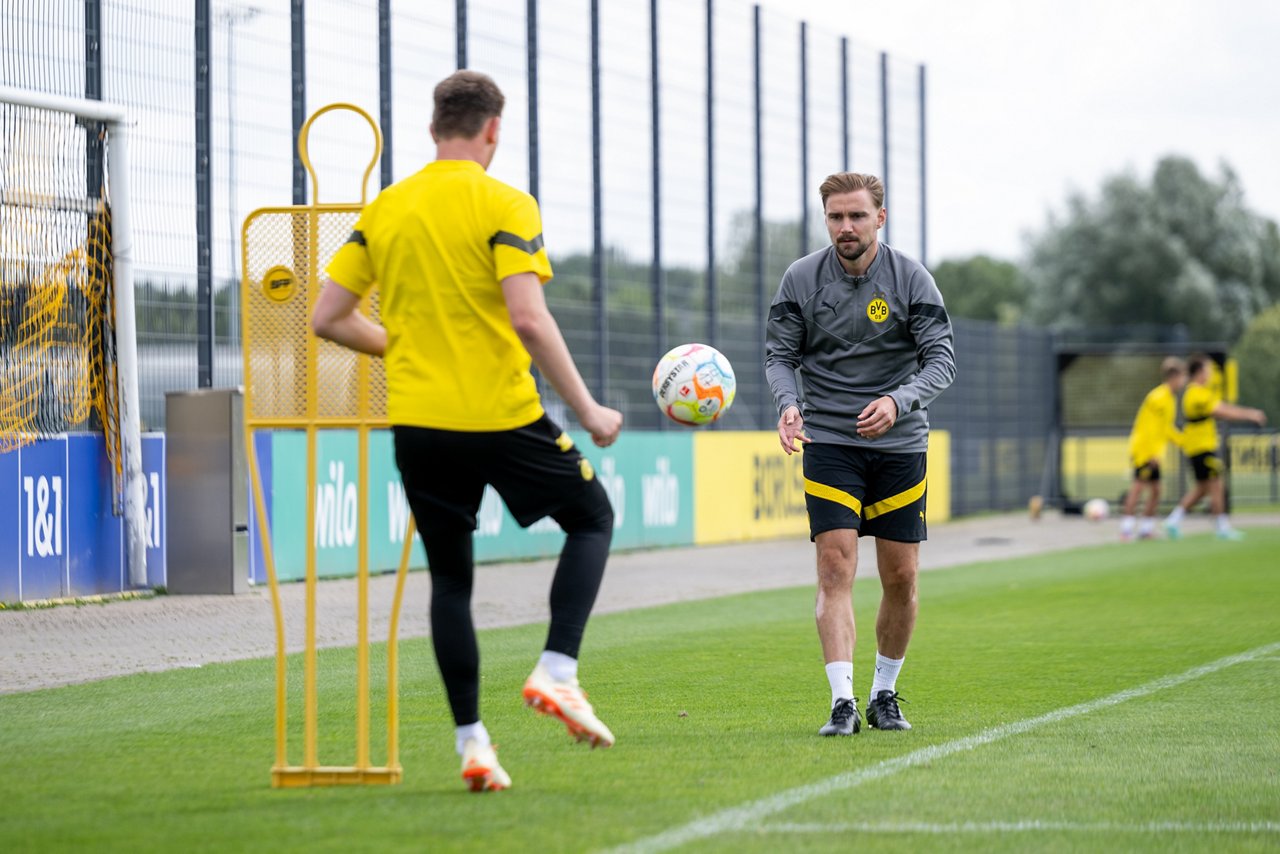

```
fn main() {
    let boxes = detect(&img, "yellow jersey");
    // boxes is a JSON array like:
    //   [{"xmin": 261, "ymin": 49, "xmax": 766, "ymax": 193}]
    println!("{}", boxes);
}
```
[
  {"xmin": 326, "ymin": 159, "xmax": 553, "ymax": 430},
  {"xmin": 1180, "ymin": 383, "xmax": 1220, "ymax": 456},
  {"xmin": 1128, "ymin": 383, "xmax": 1180, "ymax": 466}
]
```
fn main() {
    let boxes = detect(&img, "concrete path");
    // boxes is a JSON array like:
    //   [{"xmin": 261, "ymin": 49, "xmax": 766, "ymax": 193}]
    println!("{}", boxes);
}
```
[{"xmin": 2, "ymin": 511, "xmax": 1273, "ymax": 694}]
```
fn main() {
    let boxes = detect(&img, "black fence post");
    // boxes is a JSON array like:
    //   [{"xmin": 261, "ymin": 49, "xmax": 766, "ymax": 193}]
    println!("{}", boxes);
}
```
[
  {"xmin": 880, "ymin": 50, "xmax": 890, "ymax": 245},
  {"xmin": 590, "ymin": 0, "xmax": 606, "ymax": 401},
  {"xmin": 378, "ymin": 0, "xmax": 392, "ymax": 188},
  {"xmin": 651, "ymin": 0, "xmax": 665, "ymax": 366},
  {"xmin": 84, "ymin": 0, "xmax": 103, "ymax": 198},
  {"xmin": 705, "ymin": 0, "xmax": 717, "ymax": 349},
  {"xmin": 798, "ymin": 21, "xmax": 808, "ymax": 256},
  {"xmin": 753, "ymin": 5, "xmax": 766, "ymax": 426},
  {"xmin": 195, "ymin": 0, "xmax": 213, "ymax": 388},
  {"xmin": 919, "ymin": 63, "xmax": 927, "ymax": 265},
  {"xmin": 291, "ymin": 0, "xmax": 306, "ymax": 205},
  {"xmin": 456, "ymin": 0, "xmax": 467, "ymax": 68},
  {"xmin": 840, "ymin": 36, "xmax": 849, "ymax": 172},
  {"xmin": 527, "ymin": 0, "xmax": 539, "ymax": 200}
]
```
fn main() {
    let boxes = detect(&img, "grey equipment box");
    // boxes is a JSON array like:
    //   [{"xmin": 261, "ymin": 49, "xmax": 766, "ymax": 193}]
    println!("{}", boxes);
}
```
[{"xmin": 164, "ymin": 388, "xmax": 249, "ymax": 594}]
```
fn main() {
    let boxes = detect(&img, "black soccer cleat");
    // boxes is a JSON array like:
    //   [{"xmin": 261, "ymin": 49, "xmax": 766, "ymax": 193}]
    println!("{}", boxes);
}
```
[
  {"xmin": 818, "ymin": 697, "xmax": 861, "ymax": 736},
  {"xmin": 865, "ymin": 690, "xmax": 911, "ymax": 730}
]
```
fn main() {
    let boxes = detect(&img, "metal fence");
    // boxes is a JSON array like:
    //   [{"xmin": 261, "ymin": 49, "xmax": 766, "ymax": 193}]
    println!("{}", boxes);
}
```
[
  {"xmin": 6, "ymin": 1, "xmax": 1085, "ymax": 516},
  {"xmin": 930, "ymin": 320, "xmax": 1057, "ymax": 517},
  {"xmin": 2, "ymin": 0, "xmax": 928, "ymax": 432}
]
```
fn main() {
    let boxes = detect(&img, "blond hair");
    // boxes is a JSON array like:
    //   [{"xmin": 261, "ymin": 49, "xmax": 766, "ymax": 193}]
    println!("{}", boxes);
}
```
[
  {"xmin": 819, "ymin": 172, "xmax": 885, "ymax": 210},
  {"xmin": 1160, "ymin": 356, "xmax": 1186, "ymax": 380}
]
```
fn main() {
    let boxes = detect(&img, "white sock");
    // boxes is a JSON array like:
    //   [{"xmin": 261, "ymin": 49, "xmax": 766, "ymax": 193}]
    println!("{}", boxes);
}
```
[
  {"xmin": 539, "ymin": 650, "xmax": 578, "ymax": 683},
  {"xmin": 825, "ymin": 661, "xmax": 854, "ymax": 706},
  {"xmin": 870, "ymin": 652, "xmax": 904, "ymax": 698},
  {"xmin": 1167, "ymin": 506, "xmax": 1185, "ymax": 524},
  {"xmin": 1119, "ymin": 515, "xmax": 1136, "ymax": 535},
  {"xmin": 456, "ymin": 720, "xmax": 490, "ymax": 755},
  {"xmin": 1216, "ymin": 514, "xmax": 1233, "ymax": 534},
  {"xmin": 1138, "ymin": 517, "xmax": 1156, "ymax": 537}
]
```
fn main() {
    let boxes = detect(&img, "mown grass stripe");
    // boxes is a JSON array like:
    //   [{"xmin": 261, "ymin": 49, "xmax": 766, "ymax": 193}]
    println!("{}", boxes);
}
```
[{"xmin": 609, "ymin": 641, "xmax": 1280, "ymax": 854}]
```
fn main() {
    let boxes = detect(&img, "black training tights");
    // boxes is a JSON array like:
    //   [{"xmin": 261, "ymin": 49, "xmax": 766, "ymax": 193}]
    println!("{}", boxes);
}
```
[{"xmin": 424, "ymin": 485, "xmax": 614, "ymax": 726}]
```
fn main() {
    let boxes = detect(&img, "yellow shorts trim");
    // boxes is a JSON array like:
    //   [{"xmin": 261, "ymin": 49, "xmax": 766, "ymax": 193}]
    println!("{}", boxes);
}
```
[
  {"xmin": 863, "ymin": 477, "xmax": 927, "ymax": 520},
  {"xmin": 803, "ymin": 478, "xmax": 863, "ymax": 516}
]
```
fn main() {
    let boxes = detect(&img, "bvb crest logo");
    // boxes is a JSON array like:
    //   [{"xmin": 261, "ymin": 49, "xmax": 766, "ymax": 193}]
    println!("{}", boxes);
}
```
[
  {"xmin": 261, "ymin": 265, "xmax": 298, "ymax": 303},
  {"xmin": 866, "ymin": 296, "xmax": 890, "ymax": 323}
]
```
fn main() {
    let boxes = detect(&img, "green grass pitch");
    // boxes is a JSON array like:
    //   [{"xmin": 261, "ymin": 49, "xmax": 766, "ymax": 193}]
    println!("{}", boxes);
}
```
[{"xmin": 2, "ymin": 530, "xmax": 1277, "ymax": 852}]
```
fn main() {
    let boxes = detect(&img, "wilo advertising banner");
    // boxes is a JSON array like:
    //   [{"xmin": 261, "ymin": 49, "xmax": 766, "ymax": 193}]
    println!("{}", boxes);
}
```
[
  {"xmin": 247, "ymin": 428, "xmax": 949, "ymax": 585},
  {"xmin": 250, "ymin": 430, "xmax": 695, "ymax": 583}
]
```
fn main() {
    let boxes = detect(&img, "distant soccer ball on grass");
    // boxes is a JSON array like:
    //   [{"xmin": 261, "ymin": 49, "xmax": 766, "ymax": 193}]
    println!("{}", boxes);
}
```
[
  {"xmin": 651, "ymin": 343, "xmax": 736, "ymax": 426},
  {"xmin": 1083, "ymin": 497, "xmax": 1110, "ymax": 522}
]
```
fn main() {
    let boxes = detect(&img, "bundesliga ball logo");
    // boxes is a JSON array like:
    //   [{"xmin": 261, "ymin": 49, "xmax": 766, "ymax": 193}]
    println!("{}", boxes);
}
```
[{"xmin": 651, "ymin": 343, "xmax": 737, "ymax": 426}]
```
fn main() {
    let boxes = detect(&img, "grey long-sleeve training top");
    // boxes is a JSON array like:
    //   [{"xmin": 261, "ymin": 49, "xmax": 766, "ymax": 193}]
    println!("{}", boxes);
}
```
[{"xmin": 764, "ymin": 241, "xmax": 956, "ymax": 453}]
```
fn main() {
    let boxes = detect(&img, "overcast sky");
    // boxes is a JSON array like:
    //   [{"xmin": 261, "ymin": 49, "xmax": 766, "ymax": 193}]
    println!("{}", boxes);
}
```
[{"xmin": 757, "ymin": 0, "xmax": 1280, "ymax": 264}]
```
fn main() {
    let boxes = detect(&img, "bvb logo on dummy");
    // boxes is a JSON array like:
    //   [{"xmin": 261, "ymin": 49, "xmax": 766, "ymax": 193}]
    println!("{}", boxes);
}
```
[
  {"xmin": 651, "ymin": 343, "xmax": 737, "ymax": 426},
  {"xmin": 261, "ymin": 265, "xmax": 298, "ymax": 303},
  {"xmin": 867, "ymin": 296, "xmax": 890, "ymax": 323}
]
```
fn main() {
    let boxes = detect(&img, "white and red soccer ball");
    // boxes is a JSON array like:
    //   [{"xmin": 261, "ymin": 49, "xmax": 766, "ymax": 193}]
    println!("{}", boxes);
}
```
[
  {"xmin": 1083, "ymin": 497, "xmax": 1110, "ymax": 522},
  {"xmin": 651, "ymin": 343, "xmax": 737, "ymax": 427}
]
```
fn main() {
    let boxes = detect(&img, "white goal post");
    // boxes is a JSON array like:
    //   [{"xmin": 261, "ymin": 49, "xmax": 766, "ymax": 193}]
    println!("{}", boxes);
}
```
[{"xmin": 0, "ymin": 83, "xmax": 147, "ymax": 587}]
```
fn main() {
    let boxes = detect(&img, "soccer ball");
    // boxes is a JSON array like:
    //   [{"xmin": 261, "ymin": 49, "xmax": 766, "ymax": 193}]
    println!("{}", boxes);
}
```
[
  {"xmin": 1083, "ymin": 497, "xmax": 1110, "ymax": 522},
  {"xmin": 651, "ymin": 343, "xmax": 737, "ymax": 426}
]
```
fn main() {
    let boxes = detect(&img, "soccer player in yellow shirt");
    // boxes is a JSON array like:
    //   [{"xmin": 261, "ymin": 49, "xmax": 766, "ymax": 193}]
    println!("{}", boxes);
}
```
[
  {"xmin": 312, "ymin": 70, "xmax": 622, "ymax": 792},
  {"xmin": 1118, "ymin": 357, "xmax": 1186, "ymax": 541},
  {"xmin": 1163, "ymin": 355, "xmax": 1266, "ymax": 540}
]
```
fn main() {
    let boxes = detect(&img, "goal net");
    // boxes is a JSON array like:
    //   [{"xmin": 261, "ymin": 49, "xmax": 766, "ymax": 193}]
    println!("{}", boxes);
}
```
[
  {"xmin": 1, "ymin": 84, "xmax": 147, "ymax": 586},
  {"xmin": 0, "ymin": 99, "xmax": 121, "ymax": 474}
]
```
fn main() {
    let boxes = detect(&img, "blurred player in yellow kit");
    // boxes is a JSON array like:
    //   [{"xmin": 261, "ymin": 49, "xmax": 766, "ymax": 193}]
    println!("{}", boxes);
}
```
[
  {"xmin": 1118, "ymin": 357, "xmax": 1186, "ymax": 541},
  {"xmin": 1163, "ymin": 355, "xmax": 1266, "ymax": 540}
]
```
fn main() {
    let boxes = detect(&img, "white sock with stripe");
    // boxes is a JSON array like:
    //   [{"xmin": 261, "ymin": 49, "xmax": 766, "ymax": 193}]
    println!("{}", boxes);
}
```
[
  {"xmin": 825, "ymin": 661, "xmax": 854, "ymax": 707},
  {"xmin": 871, "ymin": 652, "xmax": 904, "ymax": 698}
]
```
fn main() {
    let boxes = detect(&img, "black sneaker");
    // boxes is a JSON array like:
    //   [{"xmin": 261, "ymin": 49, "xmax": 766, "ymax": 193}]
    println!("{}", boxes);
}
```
[
  {"xmin": 865, "ymin": 690, "xmax": 911, "ymax": 730},
  {"xmin": 818, "ymin": 697, "xmax": 861, "ymax": 736}
]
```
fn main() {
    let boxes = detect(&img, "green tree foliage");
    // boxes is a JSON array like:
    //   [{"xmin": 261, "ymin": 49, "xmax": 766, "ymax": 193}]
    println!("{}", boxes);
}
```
[
  {"xmin": 931, "ymin": 255, "xmax": 1029, "ymax": 324},
  {"xmin": 1024, "ymin": 156, "xmax": 1280, "ymax": 342},
  {"xmin": 1232, "ymin": 303, "xmax": 1280, "ymax": 424}
]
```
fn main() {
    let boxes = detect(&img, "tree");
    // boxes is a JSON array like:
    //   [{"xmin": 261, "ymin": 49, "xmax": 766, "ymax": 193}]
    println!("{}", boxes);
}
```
[
  {"xmin": 931, "ymin": 255, "xmax": 1029, "ymax": 324},
  {"xmin": 1024, "ymin": 156, "xmax": 1280, "ymax": 343},
  {"xmin": 1232, "ymin": 304, "xmax": 1280, "ymax": 425}
]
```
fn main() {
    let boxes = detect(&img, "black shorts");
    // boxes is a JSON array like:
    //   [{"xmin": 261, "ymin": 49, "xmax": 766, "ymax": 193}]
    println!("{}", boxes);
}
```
[
  {"xmin": 1190, "ymin": 451, "xmax": 1223, "ymax": 483},
  {"xmin": 801, "ymin": 444, "xmax": 928, "ymax": 543},
  {"xmin": 392, "ymin": 415, "xmax": 605, "ymax": 534},
  {"xmin": 1132, "ymin": 460, "xmax": 1161, "ymax": 483}
]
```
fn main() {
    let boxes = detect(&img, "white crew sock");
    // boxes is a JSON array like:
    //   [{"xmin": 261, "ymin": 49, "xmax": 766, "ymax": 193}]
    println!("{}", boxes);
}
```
[
  {"xmin": 538, "ymin": 650, "xmax": 578, "ymax": 683},
  {"xmin": 870, "ymin": 652, "xmax": 904, "ymax": 698},
  {"xmin": 1216, "ymin": 514, "xmax": 1233, "ymax": 534},
  {"xmin": 1119, "ymin": 515, "xmax": 1136, "ymax": 536},
  {"xmin": 456, "ymin": 720, "xmax": 490, "ymax": 755},
  {"xmin": 1138, "ymin": 517, "xmax": 1157, "ymax": 537},
  {"xmin": 1166, "ymin": 506, "xmax": 1185, "ymax": 525},
  {"xmin": 825, "ymin": 661, "xmax": 854, "ymax": 706}
]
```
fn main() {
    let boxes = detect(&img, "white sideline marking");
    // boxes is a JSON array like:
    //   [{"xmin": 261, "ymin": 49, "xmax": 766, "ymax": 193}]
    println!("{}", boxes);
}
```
[
  {"xmin": 608, "ymin": 642, "xmax": 1280, "ymax": 854},
  {"xmin": 762, "ymin": 820, "xmax": 1280, "ymax": 835}
]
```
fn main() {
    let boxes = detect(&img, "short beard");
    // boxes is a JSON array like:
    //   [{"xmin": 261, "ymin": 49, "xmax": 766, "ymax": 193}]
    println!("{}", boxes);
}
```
[{"xmin": 835, "ymin": 240, "xmax": 867, "ymax": 262}]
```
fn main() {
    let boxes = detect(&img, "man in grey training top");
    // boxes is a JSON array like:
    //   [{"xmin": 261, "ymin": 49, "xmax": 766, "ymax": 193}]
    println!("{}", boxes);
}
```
[{"xmin": 765, "ymin": 172, "xmax": 955, "ymax": 737}]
